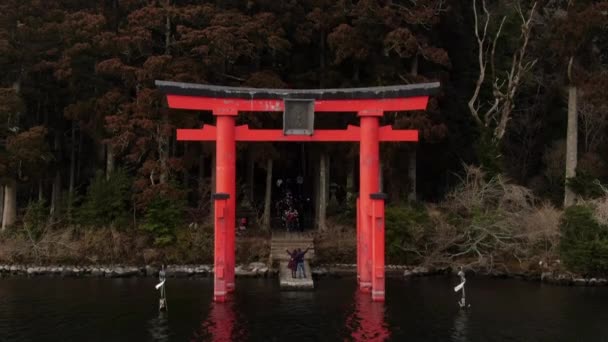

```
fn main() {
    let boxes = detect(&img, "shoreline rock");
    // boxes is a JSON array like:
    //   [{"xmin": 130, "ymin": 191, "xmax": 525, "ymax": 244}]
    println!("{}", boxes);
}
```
[
  {"xmin": 0, "ymin": 262, "xmax": 606, "ymax": 287},
  {"xmin": 0, "ymin": 262, "xmax": 271, "ymax": 279}
]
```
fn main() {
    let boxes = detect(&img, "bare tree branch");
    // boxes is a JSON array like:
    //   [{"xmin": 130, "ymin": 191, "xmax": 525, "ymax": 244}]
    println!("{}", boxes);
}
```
[
  {"xmin": 469, "ymin": 0, "xmax": 538, "ymax": 143},
  {"xmin": 468, "ymin": 0, "xmax": 490, "ymax": 126}
]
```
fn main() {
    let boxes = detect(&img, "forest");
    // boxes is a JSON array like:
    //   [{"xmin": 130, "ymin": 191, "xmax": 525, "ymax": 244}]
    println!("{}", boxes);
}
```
[{"xmin": 0, "ymin": 0, "xmax": 607, "ymax": 276}]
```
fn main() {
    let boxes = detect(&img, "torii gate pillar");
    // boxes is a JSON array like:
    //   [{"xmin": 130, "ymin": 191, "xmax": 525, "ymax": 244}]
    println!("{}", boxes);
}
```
[
  {"xmin": 214, "ymin": 113, "xmax": 237, "ymax": 301},
  {"xmin": 358, "ymin": 114, "xmax": 379, "ymax": 294}
]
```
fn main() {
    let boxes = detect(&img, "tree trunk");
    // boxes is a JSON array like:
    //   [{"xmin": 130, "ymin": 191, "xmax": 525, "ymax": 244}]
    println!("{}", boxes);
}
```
[
  {"xmin": 346, "ymin": 156, "xmax": 355, "ymax": 202},
  {"xmin": 318, "ymin": 151, "xmax": 327, "ymax": 230},
  {"xmin": 313, "ymin": 151, "xmax": 319, "ymax": 225},
  {"xmin": 50, "ymin": 171, "xmax": 61, "ymax": 218},
  {"xmin": 387, "ymin": 167, "xmax": 401, "ymax": 203},
  {"xmin": 262, "ymin": 158, "xmax": 273, "ymax": 229},
  {"xmin": 77, "ymin": 123, "xmax": 83, "ymax": 182},
  {"xmin": 319, "ymin": 30, "xmax": 325, "ymax": 88},
  {"xmin": 68, "ymin": 121, "xmax": 76, "ymax": 219},
  {"xmin": 97, "ymin": 142, "xmax": 105, "ymax": 171},
  {"xmin": 353, "ymin": 63, "xmax": 360, "ymax": 83},
  {"xmin": 198, "ymin": 154, "xmax": 206, "ymax": 210},
  {"xmin": 325, "ymin": 153, "xmax": 330, "ymax": 203},
  {"xmin": 2, "ymin": 80, "xmax": 20, "ymax": 230},
  {"xmin": 38, "ymin": 180, "xmax": 43, "ymax": 202},
  {"xmin": 411, "ymin": 54, "xmax": 419, "ymax": 77},
  {"xmin": 408, "ymin": 56, "xmax": 419, "ymax": 202},
  {"xmin": 164, "ymin": 0, "xmax": 171, "ymax": 55},
  {"xmin": 159, "ymin": 2, "xmax": 171, "ymax": 185},
  {"xmin": 182, "ymin": 142, "xmax": 189, "ymax": 186},
  {"xmin": 50, "ymin": 130, "xmax": 62, "ymax": 218},
  {"xmin": 159, "ymin": 119, "xmax": 169, "ymax": 185},
  {"xmin": 301, "ymin": 143, "xmax": 307, "ymax": 177},
  {"xmin": 408, "ymin": 148, "xmax": 417, "ymax": 202},
  {"xmin": 247, "ymin": 147, "xmax": 255, "ymax": 205},
  {"xmin": 564, "ymin": 84, "xmax": 578, "ymax": 207},
  {"xmin": 199, "ymin": 154, "xmax": 205, "ymax": 186},
  {"xmin": 69, "ymin": 121, "xmax": 76, "ymax": 194},
  {"xmin": 2, "ymin": 181, "xmax": 17, "ymax": 230},
  {"xmin": 106, "ymin": 145, "xmax": 114, "ymax": 181},
  {"xmin": 0, "ymin": 186, "xmax": 4, "ymax": 229},
  {"xmin": 211, "ymin": 152, "xmax": 216, "ymax": 200}
]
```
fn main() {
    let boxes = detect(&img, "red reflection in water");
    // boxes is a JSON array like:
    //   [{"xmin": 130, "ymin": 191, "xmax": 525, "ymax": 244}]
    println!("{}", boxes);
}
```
[
  {"xmin": 193, "ymin": 301, "xmax": 237, "ymax": 342},
  {"xmin": 347, "ymin": 291, "xmax": 390, "ymax": 342}
]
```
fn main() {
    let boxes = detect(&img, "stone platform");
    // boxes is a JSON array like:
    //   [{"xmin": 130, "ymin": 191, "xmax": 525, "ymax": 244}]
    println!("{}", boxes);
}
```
[
  {"xmin": 278, "ymin": 261, "xmax": 314, "ymax": 290},
  {"xmin": 271, "ymin": 231, "xmax": 315, "ymax": 290}
]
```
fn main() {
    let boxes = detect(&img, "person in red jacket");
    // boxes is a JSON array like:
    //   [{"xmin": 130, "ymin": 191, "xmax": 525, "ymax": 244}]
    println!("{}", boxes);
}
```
[{"xmin": 286, "ymin": 248, "xmax": 297, "ymax": 278}]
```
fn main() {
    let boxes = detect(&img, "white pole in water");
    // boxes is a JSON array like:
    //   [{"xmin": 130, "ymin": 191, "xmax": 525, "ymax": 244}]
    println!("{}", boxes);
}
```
[
  {"xmin": 454, "ymin": 267, "xmax": 469, "ymax": 309},
  {"xmin": 156, "ymin": 266, "xmax": 168, "ymax": 312}
]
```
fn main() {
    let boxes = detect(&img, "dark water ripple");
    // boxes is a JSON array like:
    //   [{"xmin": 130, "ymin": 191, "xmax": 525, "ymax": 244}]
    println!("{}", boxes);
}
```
[{"xmin": 0, "ymin": 276, "xmax": 608, "ymax": 341}]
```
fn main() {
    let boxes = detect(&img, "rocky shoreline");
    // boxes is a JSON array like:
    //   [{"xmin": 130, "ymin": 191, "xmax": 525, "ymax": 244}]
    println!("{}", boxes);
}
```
[
  {"xmin": 0, "ymin": 263, "xmax": 271, "ymax": 278},
  {"xmin": 1, "ymin": 263, "xmax": 606, "ymax": 287}
]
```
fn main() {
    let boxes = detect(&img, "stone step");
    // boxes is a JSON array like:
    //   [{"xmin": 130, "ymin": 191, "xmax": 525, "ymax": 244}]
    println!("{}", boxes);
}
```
[
  {"xmin": 270, "ymin": 241, "xmax": 314, "ymax": 246},
  {"xmin": 271, "ymin": 247, "xmax": 314, "ymax": 256},
  {"xmin": 270, "ymin": 252, "xmax": 315, "ymax": 261},
  {"xmin": 271, "ymin": 231, "xmax": 315, "ymax": 240},
  {"xmin": 271, "ymin": 239, "xmax": 313, "ymax": 243},
  {"xmin": 270, "ymin": 231, "xmax": 316, "ymax": 263},
  {"xmin": 270, "ymin": 239, "xmax": 314, "ymax": 244}
]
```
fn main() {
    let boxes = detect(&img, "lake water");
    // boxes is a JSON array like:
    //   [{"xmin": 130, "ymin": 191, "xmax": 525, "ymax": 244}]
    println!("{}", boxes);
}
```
[{"xmin": 1, "ymin": 276, "xmax": 607, "ymax": 341}]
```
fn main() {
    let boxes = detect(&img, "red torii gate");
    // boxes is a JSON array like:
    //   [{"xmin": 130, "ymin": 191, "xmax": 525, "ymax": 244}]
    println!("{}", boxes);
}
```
[{"xmin": 156, "ymin": 80, "xmax": 439, "ymax": 302}]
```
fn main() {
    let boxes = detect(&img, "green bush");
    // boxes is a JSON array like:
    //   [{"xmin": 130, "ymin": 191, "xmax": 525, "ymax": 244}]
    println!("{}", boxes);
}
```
[
  {"xmin": 475, "ymin": 129, "xmax": 503, "ymax": 177},
  {"xmin": 23, "ymin": 200, "xmax": 48, "ymax": 241},
  {"xmin": 163, "ymin": 224, "xmax": 214, "ymax": 264},
  {"xmin": 385, "ymin": 203, "xmax": 429, "ymax": 264},
  {"xmin": 566, "ymin": 172, "xmax": 606, "ymax": 199},
  {"xmin": 78, "ymin": 169, "xmax": 131, "ymax": 228},
  {"xmin": 560, "ymin": 205, "xmax": 608, "ymax": 276},
  {"xmin": 333, "ymin": 195, "xmax": 356, "ymax": 225},
  {"xmin": 142, "ymin": 195, "xmax": 184, "ymax": 246}
]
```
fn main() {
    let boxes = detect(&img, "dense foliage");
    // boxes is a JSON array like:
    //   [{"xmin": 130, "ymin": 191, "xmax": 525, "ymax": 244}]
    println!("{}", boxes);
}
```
[
  {"xmin": 560, "ymin": 205, "xmax": 608, "ymax": 276},
  {"xmin": 78, "ymin": 169, "xmax": 131, "ymax": 228},
  {"xmin": 143, "ymin": 194, "xmax": 185, "ymax": 246}
]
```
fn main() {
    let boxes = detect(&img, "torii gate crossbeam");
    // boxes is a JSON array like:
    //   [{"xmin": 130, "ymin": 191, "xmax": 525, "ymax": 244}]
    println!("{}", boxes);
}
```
[{"xmin": 156, "ymin": 80, "xmax": 440, "ymax": 303}]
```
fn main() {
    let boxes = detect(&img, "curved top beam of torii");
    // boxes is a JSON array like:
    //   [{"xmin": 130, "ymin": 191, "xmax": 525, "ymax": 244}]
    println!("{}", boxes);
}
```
[
  {"xmin": 156, "ymin": 80, "xmax": 440, "ymax": 142},
  {"xmin": 155, "ymin": 80, "xmax": 440, "ymax": 100}
]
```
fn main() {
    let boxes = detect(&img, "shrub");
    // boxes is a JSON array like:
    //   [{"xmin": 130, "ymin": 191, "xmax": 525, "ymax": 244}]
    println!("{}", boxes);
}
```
[
  {"xmin": 566, "ymin": 171, "xmax": 607, "ymax": 200},
  {"xmin": 560, "ymin": 205, "xmax": 608, "ymax": 276},
  {"xmin": 516, "ymin": 203, "xmax": 561, "ymax": 261},
  {"xmin": 142, "ymin": 195, "xmax": 184, "ymax": 246},
  {"xmin": 332, "ymin": 195, "xmax": 356, "ymax": 225},
  {"xmin": 23, "ymin": 200, "xmax": 48, "ymax": 241},
  {"xmin": 78, "ymin": 169, "xmax": 131, "ymax": 228},
  {"xmin": 163, "ymin": 224, "xmax": 214, "ymax": 264},
  {"xmin": 385, "ymin": 203, "xmax": 430, "ymax": 264},
  {"xmin": 475, "ymin": 129, "xmax": 503, "ymax": 177},
  {"xmin": 314, "ymin": 222, "xmax": 356, "ymax": 264}
]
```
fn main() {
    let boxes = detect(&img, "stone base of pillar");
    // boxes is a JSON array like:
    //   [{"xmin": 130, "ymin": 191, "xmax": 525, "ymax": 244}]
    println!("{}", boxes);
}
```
[
  {"xmin": 372, "ymin": 290, "xmax": 385, "ymax": 302},
  {"xmin": 214, "ymin": 292, "xmax": 227, "ymax": 302},
  {"xmin": 359, "ymin": 282, "xmax": 372, "ymax": 293}
]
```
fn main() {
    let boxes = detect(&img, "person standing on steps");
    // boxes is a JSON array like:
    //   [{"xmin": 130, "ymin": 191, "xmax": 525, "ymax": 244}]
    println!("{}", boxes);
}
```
[
  {"xmin": 286, "ymin": 248, "xmax": 297, "ymax": 278},
  {"xmin": 295, "ymin": 247, "xmax": 312, "ymax": 278},
  {"xmin": 286, "ymin": 207, "xmax": 299, "ymax": 232}
]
